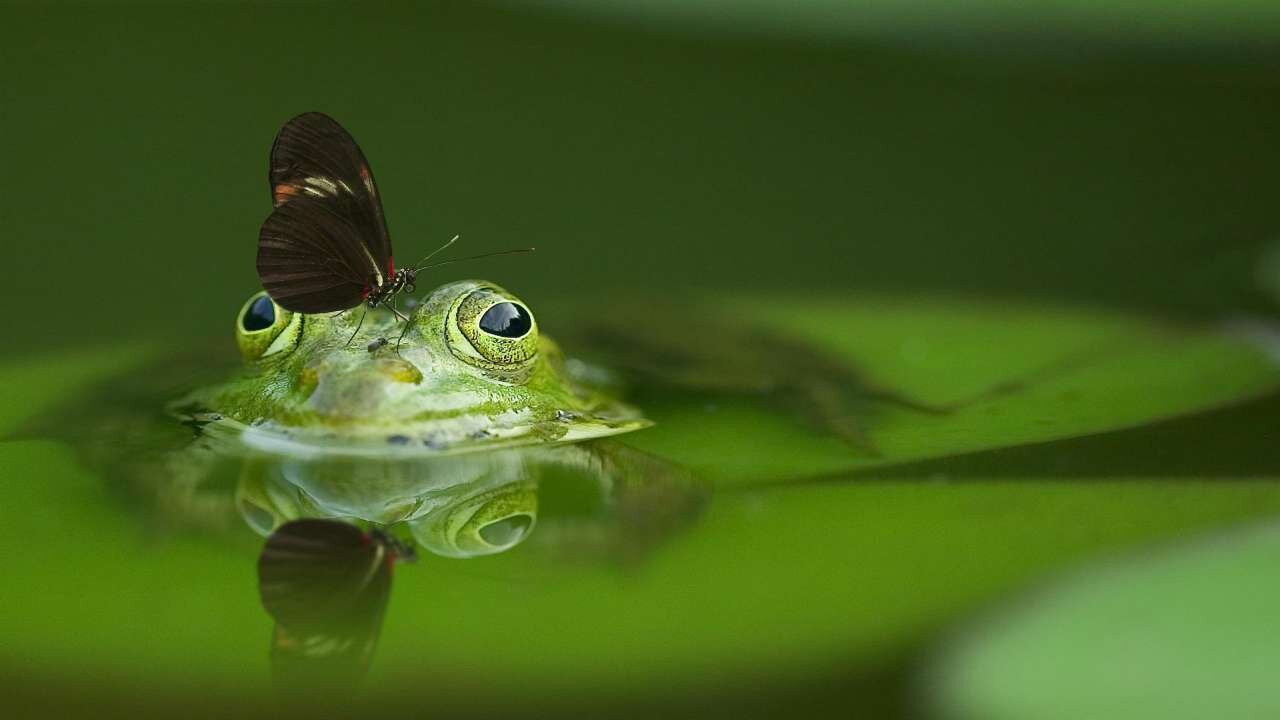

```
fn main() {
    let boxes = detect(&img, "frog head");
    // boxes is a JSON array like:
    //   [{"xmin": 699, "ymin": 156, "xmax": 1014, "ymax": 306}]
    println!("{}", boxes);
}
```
[{"xmin": 201, "ymin": 280, "xmax": 647, "ymax": 454}]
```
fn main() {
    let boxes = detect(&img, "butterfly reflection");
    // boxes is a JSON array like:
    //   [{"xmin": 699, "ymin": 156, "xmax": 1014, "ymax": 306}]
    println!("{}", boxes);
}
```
[{"xmin": 257, "ymin": 518, "xmax": 415, "ymax": 697}]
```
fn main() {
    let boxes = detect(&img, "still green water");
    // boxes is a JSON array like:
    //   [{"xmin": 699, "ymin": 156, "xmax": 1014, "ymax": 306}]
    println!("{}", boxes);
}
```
[{"xmin": 3, "ymin": 2, "xmax": 1280, "ymax": 718}]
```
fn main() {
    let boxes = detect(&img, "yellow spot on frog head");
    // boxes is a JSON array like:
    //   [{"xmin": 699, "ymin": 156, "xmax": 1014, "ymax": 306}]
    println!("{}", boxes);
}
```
[{"xmin": 374, "ymin": 358, "xmax": 423, "ymax": 384}]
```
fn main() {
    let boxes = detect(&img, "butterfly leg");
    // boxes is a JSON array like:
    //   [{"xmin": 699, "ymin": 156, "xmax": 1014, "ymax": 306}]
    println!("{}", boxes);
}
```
[
  {"xmin": 391, "ymin": 298, "xmax": 414, "ymax": 351},
  {"xmin": 388, "ymin": 301, "xmax": 410, "ymax": 323},
  {"xmin": 394, "ymin": 317, "xmax": 415, "ymax": 350},
  {"xmin": 344, "ymin": 309, "xmax": 367, "ymax": 348}
]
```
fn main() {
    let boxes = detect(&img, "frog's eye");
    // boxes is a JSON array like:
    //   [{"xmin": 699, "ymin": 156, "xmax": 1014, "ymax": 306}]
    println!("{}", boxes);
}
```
[
  {"xmin": 235, "ymin": 291, "xmax": 301, "ymax": 361},
  {"xmin": 237, "ymin": 494, "xmax": 280, "ymax": 536},
  {"xmin": 448, "ymin": 288, "xmax": 539, "ymax": 380},
  {"xmin": 478, "ymin": 302, "xmax": 533, "ymax": 338},
  {"xmin": 409, "ymin": 480, "xmax": 538, "ymax": 558},
  {"xmin": 241, "ymin": 295, "xmax": 276, "ymax": 332}
]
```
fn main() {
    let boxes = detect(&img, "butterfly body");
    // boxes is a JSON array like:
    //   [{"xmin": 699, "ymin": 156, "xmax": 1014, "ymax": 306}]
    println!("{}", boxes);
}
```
[{"xmin": 364, "ymin": 266, "xmax": 417, "ymax": 311}]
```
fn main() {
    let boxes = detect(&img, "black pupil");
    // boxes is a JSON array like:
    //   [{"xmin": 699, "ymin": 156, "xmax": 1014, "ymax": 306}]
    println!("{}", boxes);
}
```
[
  {"xmin": 242, "ymin": 295, "xmax": 276, "ymax": 332},
  {"xmin": 479, "ymin": 302, "xmax": 531, "ymax": 338}
]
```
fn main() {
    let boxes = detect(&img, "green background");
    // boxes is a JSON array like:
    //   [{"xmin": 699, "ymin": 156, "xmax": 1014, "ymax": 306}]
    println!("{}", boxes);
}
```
[
  {"xmin": 4, "ymin": 0, "xmax": 1280, "ymax": 352},
  {"xmin": 3, "ymin": 2, "xmax": 1280, "ymax": 718}
]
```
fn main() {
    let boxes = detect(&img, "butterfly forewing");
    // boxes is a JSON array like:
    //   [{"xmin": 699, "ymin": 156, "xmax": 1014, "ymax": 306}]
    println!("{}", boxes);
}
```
[{"xmin": 257, "ymin": 112, "xmax": 394, "ymax": 313}]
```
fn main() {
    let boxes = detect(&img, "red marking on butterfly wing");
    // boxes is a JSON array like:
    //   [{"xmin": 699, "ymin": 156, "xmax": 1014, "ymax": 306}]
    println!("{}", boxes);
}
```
[{"xmin": 272, "ymin": 183, "xmax": 300, "ymax": 207}]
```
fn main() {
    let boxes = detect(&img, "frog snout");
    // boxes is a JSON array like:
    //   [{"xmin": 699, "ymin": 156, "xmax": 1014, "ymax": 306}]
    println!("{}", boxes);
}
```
[
  {"xmin": 371, "ymin": 357, "xmax": 424, "ymax": 384},
  {"xmin": 322, "ymin": 358, "xmax": 422, "ymax": 389},
  {"xmin": 305, "ymin": 358, "xmax": 424, "ymax": 418}
]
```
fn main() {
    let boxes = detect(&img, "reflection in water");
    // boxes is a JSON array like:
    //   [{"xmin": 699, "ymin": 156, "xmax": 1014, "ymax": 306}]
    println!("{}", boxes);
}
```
[
  {"xmin": 238, "ymin": 448, "xmax": 543, "ymax": 558},
  {"xmin": 257, "ymin": 519, "xmax": 415, "ymax": 696},
  {"xmin": 237, "ymin": 441, "xmax": 705, "ymax": 561},
  {"xmin": 238, "ymin": 441, "xmax": 705, "ymax": 695},
  {"xmin": 68, "ymin": 393, "xmax": 707, "ymax": 696}
]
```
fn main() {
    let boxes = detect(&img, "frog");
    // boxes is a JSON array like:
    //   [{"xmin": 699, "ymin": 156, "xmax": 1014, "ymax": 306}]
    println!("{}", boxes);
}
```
[
  {"xmin": 60, "ymin": 276, "xmax": 930, "ymax": 564},
  {"xmin": 112, "ymin": 280, "xmax": 709, "ymax": 693},
  {"xmin": 136, "ymin": 278, "xmax": 704, "ymax": 560},
  {"xmin": 177, "ymin": 279, "xmax": 651, "ymax": 457}
]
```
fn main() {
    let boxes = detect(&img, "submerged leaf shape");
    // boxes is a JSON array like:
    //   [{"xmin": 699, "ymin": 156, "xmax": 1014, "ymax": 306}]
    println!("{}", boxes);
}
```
[
  {"xmin": 601, "ymin": 294, "xmax": 1280, "ymax": 485},
  {"xmin": 10, "ymin": 296, "xmax": 1278, "ymax": 483}
]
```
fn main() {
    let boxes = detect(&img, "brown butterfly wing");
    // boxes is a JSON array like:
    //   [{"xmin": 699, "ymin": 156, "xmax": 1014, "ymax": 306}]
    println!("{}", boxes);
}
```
[
  {"xmin": 257, "ymin": 519, "xmax": 395, "ymax": 695},
  {"xmin": 257, "ymin": 195, "xmax": 375, "ymax": 313},
  {"xmin": 257, "ymin": 112, "xmax": 393, "ymax": 313}
]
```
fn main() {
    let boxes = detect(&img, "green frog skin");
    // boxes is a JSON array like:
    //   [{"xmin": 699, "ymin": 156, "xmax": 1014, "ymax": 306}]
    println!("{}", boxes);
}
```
[{"xmin": 183, "ymin": 280, "xmax": 649, "ymax": 456}]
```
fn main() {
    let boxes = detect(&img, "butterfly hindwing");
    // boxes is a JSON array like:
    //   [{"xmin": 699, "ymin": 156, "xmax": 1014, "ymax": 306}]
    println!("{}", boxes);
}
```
[
  {"xmin": 258, "ymin": 195, "xmax": 377, "ymax": 313},
  {"xmin": 258, "ymin": 518, "xmax": 392, "ymax": 630}
]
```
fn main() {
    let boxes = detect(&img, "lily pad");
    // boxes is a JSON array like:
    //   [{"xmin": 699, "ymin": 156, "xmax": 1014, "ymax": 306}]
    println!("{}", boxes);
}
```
[
  {"xmin": 8, "ymin": 296, "xmax": 1278, "ymax": 489},
  {"xmin": 926, "ymin": 518, "xmax": 1280, "ymax": 720},
  {"xmin": 612, "ymin": 295, "xmax": 1280, "ymax": 485}
]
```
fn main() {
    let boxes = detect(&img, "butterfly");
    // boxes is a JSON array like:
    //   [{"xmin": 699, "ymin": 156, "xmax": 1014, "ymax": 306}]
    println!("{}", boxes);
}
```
[
  {"xmin": 256, "ymin": 112, "xmax": 529, "ymax": 334},
  {"xmin": 257, "ymin": 518, "xmax": 416, "ymax": 695}
]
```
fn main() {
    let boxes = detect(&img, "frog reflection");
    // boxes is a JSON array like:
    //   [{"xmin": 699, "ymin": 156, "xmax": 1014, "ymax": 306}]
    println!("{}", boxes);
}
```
[
  {"xmin": 241, "ymin": 442, "xmax": 705, "ymax": 694},
  {"xmin": 238, "ymin": 443, "xmax": 702, "ymax": 559},
  {"xmin": 239, "ymin": 448, "xmax": 537, "ymax": 558}
]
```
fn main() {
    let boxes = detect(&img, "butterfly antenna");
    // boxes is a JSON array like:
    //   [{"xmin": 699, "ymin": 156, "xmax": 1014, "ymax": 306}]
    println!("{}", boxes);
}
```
[
  {"xmin": 407, "ymin": 234, "xmax": 460, "ymax": 272},
  {"xmin": 415, "ymin": 247, "xmax": 536, "ymax": 272}
]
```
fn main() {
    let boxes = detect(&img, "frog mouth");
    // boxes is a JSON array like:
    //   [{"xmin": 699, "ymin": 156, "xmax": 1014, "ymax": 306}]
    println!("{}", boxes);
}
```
[{"xmin": 207, "ymin": 409, "xmax": 650, "ymax": 460}]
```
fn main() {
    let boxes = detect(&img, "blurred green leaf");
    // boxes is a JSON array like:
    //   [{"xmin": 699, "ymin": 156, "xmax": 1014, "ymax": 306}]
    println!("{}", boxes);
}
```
[
  {"xmin": 0, "ymin": 343, "xmax": 157, "ymax": 436},
  {"xmin": 10, "ymin": 297, "xmax": 1276, "ymax": 489},
  {"xmin": 623, "ymin": 295, "xmax": 1280, "ymax": 485},
  {"xmin": 927, "ymin": 518, "xmax": 1280, "ymax": 720}
]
